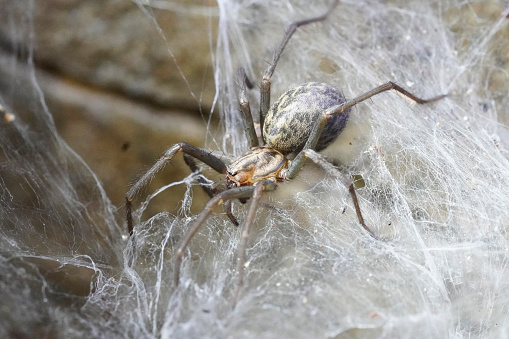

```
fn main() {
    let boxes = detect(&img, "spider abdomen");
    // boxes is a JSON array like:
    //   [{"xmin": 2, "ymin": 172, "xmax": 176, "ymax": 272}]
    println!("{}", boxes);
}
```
[{"xmin": 263, "ymin": 82, "xmax": 349, "ymax": 154}]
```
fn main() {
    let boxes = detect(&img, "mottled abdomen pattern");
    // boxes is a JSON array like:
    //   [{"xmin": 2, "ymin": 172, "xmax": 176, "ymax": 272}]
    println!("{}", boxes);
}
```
[{"xmin": 263, "ymin": 82, "xmax": 349, "ymax": 154}]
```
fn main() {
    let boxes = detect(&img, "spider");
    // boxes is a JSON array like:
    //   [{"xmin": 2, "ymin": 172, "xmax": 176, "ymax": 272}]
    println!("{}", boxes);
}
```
[{"xmin": 125, "ymin": 0, "xmax": 446, "ymax": 306}]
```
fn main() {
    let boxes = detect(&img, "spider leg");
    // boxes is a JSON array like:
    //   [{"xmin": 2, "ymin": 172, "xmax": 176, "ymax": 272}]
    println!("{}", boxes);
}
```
[
  {"xmin": 184, "ymin": 153, "xmax": 240, "ymax": 226},
  {"xmin": 125, "ymin": 142, "xmax": 227, "ymax": 236},
  {"xmin": 183, "ymin": 153, "xmax": 214, "ymax": 198},
  {"xmin": 238, "ymin": 68, "xmax": 259, "ymax": 148},
  {"xmin": 259, "ymin": 0, "xmax": 339, "ymax": 130},
  {"xmin": 224, "ymin": 200, "xmax": 239, "ymax": 226},
  {"xmin": 288, "ymin": 149, "xmax": 376, "ymax": 238},
  {"xmin": 232, "ymin": 180, "xmax": 276, "ymax": 308},
  {"xmin": 300, "ymin": 82, "xmax": 447, "ymax": 152},
  {"xmin": 173, "ymin": 185, "xmax": 265, "ymax": 287},
  {"xmin": 285, "ymin": 83, "xmax": 446, "ymax": 236}
]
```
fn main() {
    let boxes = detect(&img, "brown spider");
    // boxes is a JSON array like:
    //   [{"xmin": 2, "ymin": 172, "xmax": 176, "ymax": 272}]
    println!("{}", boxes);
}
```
[{"xmin": 125, "ymin": 0, "xmax": 446, "ymax": 307}]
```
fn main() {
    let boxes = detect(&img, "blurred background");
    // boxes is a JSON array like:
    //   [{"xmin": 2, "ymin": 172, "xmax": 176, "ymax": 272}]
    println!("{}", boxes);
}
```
[{"xmin": 0, "ymin": 0, "xmax": 220, "ymax": 222}]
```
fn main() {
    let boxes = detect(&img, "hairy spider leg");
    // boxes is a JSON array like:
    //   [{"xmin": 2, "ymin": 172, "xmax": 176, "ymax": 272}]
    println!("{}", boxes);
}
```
[
  {"xmin": 232, "ymin": 180, "xmax": 276, "ymax": 308},
  {"xmin": 173, "ymin": 181, "xmax": 276, "ymax": 288},
  {"xmin": 183, "ymin": 153, "xmax": 215, "ymax": 198},
  {"xmin": 259, "ymin": 0, "xmax": 339, "ymax": 137},
  {"xmin": 238, "ymin": 68, "xmax": 259, "ymax": 148},
  {"xmin": 286, "ymin": 82, "xmax": 447, "ymax": 235},
  {"xmin": 183, "ymin": 153, "xmax": 240, "ymax": 226},
  {"xmin": 299, "ymin": 81, "xmax": 447, "ymax": 153},
  {"xmin": 292, "ymin": 149, "xmax": 377, "ymax": 238},
  {"xmin": 125, "ymin": 142, "xmax": 227, "ymax": 236}
]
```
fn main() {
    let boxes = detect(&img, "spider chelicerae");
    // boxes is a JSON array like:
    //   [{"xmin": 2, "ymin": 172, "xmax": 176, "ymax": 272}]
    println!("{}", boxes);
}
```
[{"xmin": 125, "ymin": 0, "xmax": 446, "ymax": 306}]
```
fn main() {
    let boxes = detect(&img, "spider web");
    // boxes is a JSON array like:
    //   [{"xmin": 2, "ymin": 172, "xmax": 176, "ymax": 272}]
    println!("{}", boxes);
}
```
[{"xmin": 1, "ymin": 0, "xmax": 509, "ymax": 337}]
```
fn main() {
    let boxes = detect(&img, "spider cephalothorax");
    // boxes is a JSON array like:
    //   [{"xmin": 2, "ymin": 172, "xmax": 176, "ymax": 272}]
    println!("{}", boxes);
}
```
[
  {"xmin": 125, "ymin": 0, "xmax": 446, "ymax": 307},
  {"xmin": 226, "ymin": 147, "xmax": 288, "ymax": 188}
]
